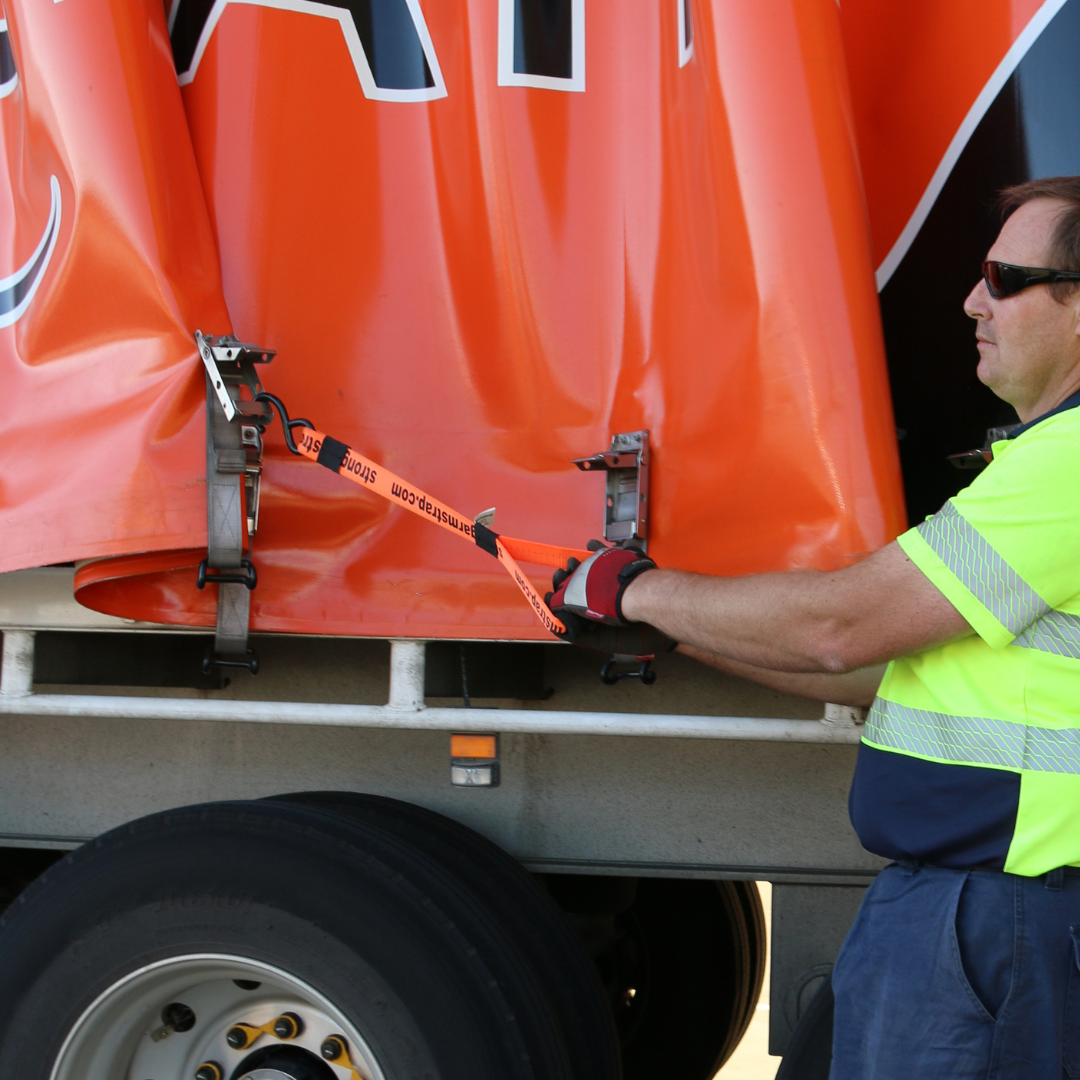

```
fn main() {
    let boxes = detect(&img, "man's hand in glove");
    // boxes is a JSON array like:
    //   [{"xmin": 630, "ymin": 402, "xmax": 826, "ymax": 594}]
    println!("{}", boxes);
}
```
[
  {"xmin": 547, "ymin": 543, "xmax": 657, "ymax": 626},
  {"xmin": 545, "ymin": 543, "xmax": 672, "ymax": 656}
]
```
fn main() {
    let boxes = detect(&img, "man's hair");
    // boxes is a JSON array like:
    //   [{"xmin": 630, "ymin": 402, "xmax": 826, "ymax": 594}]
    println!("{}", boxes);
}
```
[{"xmin": 999, "ymin": 177, "xmax": 1080, "ymax": 300}]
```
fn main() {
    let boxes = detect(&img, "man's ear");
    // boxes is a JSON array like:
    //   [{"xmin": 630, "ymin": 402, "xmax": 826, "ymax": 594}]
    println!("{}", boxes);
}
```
[{"xmin": 1070, "ymin": 287, "xmax": 1080, "ymax": 339}]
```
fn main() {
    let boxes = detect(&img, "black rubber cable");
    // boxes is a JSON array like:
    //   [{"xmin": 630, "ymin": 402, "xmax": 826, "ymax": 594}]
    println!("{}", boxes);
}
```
[{"xmin": 253, "ymin": 391, "xmax": 314, "ymax": 455}]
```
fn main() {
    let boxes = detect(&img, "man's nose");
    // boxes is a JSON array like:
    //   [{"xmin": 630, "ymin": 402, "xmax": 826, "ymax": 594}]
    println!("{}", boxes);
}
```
[{"xmin": 964, "ymin": 276, "xmax": 991, "ymax": 319}]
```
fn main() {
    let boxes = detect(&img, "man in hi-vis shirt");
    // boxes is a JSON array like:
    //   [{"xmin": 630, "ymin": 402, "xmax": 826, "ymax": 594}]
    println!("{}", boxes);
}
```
[{"xmin": 549, "ymin": 178, "xmax": 1080, "ymax": 1079}]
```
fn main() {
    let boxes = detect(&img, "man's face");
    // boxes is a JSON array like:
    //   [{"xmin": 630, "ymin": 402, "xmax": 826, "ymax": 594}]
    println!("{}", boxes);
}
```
[{"xmin": 964, "ymin": 198, "xmax": 1080, "ymax": 419}]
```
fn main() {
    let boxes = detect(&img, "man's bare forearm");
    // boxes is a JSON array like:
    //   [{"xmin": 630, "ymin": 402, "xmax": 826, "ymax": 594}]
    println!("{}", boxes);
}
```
[
  {"xmin": 677, "ymin": 645, "xmax": 886, "ymax": 706},
  {"xmin": 622, "ymin": 566, "xmax": 855, "ymax": 672},
  {"xmin": 619, "ymin": 541, "xmax": 971, "ymax": 673}
]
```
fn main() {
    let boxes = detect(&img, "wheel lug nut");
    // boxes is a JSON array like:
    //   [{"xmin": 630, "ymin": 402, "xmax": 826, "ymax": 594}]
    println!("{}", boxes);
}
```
[
  {"xmin": 273, "ymin": 1011, "xmax": 303, "ymax": 1039},
  {"xmin": 195, "ymin": 1063, "xmax": 223, "ymax": 1080},
  {"xmin": 321, "ymin": 1034, "xmax": 347, "ymax": 1061},
  {"xmin": 226, "ymin": 1024, "xmax": 253, "ymax": 1049}
]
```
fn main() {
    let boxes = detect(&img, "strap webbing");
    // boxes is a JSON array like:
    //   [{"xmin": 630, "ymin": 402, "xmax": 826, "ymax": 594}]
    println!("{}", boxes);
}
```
[
  {"xmin": 294, "ymin": 425, "xmax": 586, "ymax": 635},
  {"xmin": 205, "ymin": 375, "xmax": 251, "ymax": 658}
]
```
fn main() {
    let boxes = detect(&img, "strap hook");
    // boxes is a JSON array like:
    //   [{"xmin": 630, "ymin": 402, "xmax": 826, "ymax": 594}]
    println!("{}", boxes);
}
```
[{"xmin": 600, "ymin": 657, "xmax": 657, "ymax": 686}]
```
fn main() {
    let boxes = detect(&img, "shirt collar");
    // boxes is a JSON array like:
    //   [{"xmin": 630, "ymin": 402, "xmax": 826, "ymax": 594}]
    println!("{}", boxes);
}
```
[{"xmin": 1008, "ymin": 386, "xmax": 1080, "ymax": 440}]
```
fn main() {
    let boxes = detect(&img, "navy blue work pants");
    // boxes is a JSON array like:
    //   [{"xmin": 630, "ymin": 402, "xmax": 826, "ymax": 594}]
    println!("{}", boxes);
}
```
[{"xmin": 830, "ymin": 862, "xmax": 1080, "ymax": 1079}]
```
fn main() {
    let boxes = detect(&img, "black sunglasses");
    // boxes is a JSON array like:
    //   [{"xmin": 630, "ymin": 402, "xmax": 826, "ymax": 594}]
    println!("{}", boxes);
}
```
[{"xmin": 982, "ymin": 260, "xmax": 1080, "ymax": 299}]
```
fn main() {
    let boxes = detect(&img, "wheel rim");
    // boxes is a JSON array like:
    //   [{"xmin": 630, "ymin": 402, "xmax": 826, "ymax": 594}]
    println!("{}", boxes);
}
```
[{"xmin": 49, "ymin": 953, "xmax": 387, "ymax": 1080}]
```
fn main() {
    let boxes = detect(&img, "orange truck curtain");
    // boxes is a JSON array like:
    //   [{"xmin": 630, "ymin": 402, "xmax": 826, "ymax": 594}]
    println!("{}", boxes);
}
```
[{"xmin": 1, "ymin": 0, "xmax": 908, "ymax": 639}]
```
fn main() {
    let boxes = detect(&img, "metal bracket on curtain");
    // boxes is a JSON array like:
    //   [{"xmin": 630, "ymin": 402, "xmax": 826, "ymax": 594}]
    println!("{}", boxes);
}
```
[{"xmin": 196, "ymin": 330, "xmax": 276, "ymax": 675}]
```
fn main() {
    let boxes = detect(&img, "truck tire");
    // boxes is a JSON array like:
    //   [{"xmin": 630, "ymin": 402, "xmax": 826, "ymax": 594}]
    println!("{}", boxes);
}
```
[
  {"xmin": 268, "ymin": 790, "xmax": 621, "ymax": 1080},
  {"xmin": 0, "ymin": 800, "xmax": 573, "ymax": 1080},
  {"xmin": 581, "ymin": 877, "xmax": 766, "ymax": 1080}
]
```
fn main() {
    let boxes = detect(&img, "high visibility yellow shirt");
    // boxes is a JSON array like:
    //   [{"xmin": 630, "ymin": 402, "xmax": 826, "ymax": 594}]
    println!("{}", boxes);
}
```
[{"xmin": 853, "ymin": 401, "xmax": 1080, "ymax": 876}]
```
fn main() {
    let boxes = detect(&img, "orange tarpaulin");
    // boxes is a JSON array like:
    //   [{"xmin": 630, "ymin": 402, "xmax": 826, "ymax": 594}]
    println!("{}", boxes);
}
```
[
  {"xmin": 2, "ymin": 0, "xmax": 906, "ymax": 639},
  {"xmin": 839, "ymin": 0, "xmax": 1046, "ymax": 275},
  {"xmin": 0, "ymin": 0, "xmax": 230, "ymax": 575}
]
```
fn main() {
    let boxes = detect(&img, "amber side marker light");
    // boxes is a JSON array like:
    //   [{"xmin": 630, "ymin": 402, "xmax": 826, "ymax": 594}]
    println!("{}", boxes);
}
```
[{"xmin": 450, "ymin": 733, "xmax": 500, "ymax": 787}]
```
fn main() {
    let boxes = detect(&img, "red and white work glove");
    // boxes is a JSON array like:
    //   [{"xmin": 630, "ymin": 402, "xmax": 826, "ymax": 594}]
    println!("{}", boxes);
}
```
[
  {"xmin": 547, "ymin": 543, "xmax": 657, "ymax": 626},
  {"xmin": 545, "ymin": 543, "xmax": 672, "ymax": 657}
]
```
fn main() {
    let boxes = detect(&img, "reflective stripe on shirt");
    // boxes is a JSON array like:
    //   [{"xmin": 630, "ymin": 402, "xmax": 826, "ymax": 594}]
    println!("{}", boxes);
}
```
[
  {"xmin": 1013, "ymin": 609, "xmax": 1080, "ymax": 659},
  {"xmin": 865, "ymin": 698, "xmax": 1080, "ymax": 774},
  {"xmin": 916, "ymin": 501, "xmax": 1050, "ymax": 635}
]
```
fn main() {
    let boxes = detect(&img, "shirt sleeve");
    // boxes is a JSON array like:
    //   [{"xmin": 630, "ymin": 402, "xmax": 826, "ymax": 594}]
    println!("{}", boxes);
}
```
[{"xmin": 897, "ymin": 420, "xmax": 1080, "ymax": 649}]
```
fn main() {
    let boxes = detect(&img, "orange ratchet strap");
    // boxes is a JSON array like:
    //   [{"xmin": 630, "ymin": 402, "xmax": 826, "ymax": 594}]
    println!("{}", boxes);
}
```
[{"xmin": 255, "ymin": 394, "xmax": 589, "ymax": 635}]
